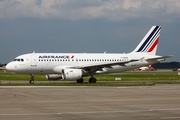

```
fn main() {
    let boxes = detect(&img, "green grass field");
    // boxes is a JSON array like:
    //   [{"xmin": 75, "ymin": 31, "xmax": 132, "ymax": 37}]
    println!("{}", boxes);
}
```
[
  {"xmin": 1, "ymin": 71, "xmax": 180, "ymax": 80},
  {"xmin": 1, "ymin": 70, "xmax": 180, "ymax": 86}
]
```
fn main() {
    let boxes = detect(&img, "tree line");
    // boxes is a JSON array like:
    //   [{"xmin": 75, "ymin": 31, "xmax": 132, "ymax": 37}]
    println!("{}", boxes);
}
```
[
  {"xmin": 0, "ymin": 63, "xmax": 6, "ymax": 67},
  {"xmin": 152, "ymin": 62, "xmax": 180, "ymax": 69}
]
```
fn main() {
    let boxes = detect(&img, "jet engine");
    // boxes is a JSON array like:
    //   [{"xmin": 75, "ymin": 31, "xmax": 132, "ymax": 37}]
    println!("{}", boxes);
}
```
[
  {"xmin": 62, "ymin": 69, "xmax": 82, "ymax": 80},
  {"xmin": 46, "ymin": 74, "xmax": 62, "ymax": 80}
]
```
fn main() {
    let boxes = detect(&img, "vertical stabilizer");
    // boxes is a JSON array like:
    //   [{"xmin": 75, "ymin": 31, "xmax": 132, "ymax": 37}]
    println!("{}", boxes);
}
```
[{"xmin": 132, "ymin": 26, "xmax": 161, "ymax": 55}]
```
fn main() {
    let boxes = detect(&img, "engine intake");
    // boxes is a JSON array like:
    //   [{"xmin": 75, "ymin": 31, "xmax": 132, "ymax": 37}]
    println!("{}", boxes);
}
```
[{"xmin": 62, "ymin": 69, "xmax": 82, "ymax": 80}]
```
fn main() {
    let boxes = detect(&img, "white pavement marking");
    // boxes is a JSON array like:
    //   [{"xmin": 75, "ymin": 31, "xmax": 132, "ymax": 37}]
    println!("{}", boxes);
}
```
[
  {"xmin": 1, "ymin": 108, "xmax": 180, "ymax": 116},
  {"xmin": 161, "ymin": 117, "xmax": 180, "ymax": 119},
  {"xmin": 0, "ymin": 86, "xmax": 88, "ymax": 88}
]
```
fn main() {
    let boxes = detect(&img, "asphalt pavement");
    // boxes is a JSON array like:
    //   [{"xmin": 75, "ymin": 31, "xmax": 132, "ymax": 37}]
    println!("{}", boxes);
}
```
[{"xmin": 0, "ymin": 85, "xmax": 180, "ymax": 120}]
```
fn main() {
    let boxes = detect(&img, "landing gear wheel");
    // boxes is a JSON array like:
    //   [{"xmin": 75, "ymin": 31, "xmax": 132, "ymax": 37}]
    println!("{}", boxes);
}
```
[
  {"xmin": 29, "ymin": 80, "xmax": 34, "ymax": 84},
  {"xmin": 29, "ymin": 74, "xmax": 34, "ymax": 84},
  {"xmin": 76, "ymin": 78, "xmax": 84, "ymax": 83},
  {"xmin": 89, "ymin": 77, "xmax": 96, "ymax": 83}
]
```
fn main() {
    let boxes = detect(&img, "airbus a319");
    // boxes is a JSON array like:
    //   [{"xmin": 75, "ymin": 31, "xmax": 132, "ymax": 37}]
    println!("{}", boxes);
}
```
[{"xmin": 6, "ymin": 26, "xmax": 172, "ymax": 84}]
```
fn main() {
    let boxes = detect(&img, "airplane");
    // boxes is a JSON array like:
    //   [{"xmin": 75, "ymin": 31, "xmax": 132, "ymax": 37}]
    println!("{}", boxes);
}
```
[
  {"xmin": 138, "ymin": 65, "xmax": 154, "ymax": 71},
  {"xmin": 6, "ymin": 26, "xmax": 172, "ymax": 84}
]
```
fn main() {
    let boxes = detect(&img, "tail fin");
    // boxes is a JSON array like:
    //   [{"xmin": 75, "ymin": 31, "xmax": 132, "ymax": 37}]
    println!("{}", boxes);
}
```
[{"xmin": 132, "ymin": 26, "xmax": 161, "ymax": 55}]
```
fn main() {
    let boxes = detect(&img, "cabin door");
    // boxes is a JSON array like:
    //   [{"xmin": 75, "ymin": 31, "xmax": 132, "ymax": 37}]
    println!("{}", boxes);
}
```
[{"xmin": 30, "ymin": 55, "xmax": 37, "ymax": 67}]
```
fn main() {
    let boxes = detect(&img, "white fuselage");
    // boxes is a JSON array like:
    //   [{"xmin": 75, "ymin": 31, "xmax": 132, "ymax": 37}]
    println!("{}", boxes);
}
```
[{"xmin": 6, "ymin": 53, "xmax": 157, "ymax": 75}]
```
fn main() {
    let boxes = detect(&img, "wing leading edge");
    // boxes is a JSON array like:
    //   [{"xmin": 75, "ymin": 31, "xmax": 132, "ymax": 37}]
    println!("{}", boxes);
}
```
[{"xmin": 68, "ymin": 59, "xmax": 139, "ymax": 73}]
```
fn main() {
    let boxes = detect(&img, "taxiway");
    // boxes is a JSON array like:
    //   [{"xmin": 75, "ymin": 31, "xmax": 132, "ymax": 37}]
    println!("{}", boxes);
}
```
[{"xmin": 0, "ymin": 85, "xmax": 180, "ymax": 120}]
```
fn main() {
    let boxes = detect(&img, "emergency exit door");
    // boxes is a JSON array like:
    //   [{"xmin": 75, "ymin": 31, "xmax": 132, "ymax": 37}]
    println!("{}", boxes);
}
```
[{"xmin": 30, "ymin": 55, "xmax": 37, "ymax": 67}]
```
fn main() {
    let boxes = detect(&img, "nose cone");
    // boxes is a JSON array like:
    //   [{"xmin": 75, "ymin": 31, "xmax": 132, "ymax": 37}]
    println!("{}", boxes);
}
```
[{"xmin": 6, "ymin": 62, "xmax": 16, "ymax": 71}]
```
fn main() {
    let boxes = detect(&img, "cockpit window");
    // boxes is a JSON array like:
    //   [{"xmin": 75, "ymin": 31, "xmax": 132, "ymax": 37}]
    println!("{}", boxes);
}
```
[{"xmin": 13, "ymin": 58, "xmax": 24, "ymax": 62}]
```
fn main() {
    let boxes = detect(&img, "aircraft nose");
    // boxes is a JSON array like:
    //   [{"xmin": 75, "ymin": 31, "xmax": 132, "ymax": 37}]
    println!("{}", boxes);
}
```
[{"xmin": 6, "ymin": 62, "xmax": 16, "ymax": 71}]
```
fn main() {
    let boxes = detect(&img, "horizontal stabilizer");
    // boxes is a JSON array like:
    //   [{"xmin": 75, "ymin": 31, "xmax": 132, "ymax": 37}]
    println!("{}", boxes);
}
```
[{"xmin": 146, "ymin": 55, "xmax": 173, "ymax": 61}]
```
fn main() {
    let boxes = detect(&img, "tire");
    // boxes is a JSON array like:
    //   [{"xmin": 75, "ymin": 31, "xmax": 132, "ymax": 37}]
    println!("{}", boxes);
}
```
[
  {"xmin": 89, "ymin": 78, "xmax": 96, "ymax": 83},
  {"xmin": 29, "ymin": 80, "xmax": 34, "ymax": 84}
]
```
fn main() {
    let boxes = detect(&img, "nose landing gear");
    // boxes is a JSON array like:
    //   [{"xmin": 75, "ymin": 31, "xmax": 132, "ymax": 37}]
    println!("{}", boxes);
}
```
[{"xmin": 29, "ymin": 74, "xmax": 34, "ymax": 84}]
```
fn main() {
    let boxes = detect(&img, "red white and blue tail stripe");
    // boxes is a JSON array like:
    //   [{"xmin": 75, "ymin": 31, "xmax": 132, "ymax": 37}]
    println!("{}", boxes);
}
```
[{"xmin": 132, "ymin": 26, "xmax": 161, "ymax": 55}]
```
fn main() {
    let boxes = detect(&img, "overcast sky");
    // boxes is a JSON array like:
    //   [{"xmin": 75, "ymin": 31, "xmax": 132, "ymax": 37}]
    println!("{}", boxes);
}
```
[{"xmin": 0, "ymin": 0, "xmax": 180, "ymax": 63}]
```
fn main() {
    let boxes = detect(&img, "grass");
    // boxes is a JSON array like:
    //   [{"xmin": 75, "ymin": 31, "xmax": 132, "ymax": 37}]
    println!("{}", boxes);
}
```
[
  {"xmin": 0, "ymin": 70, "xmax": 180, "ymax": 86},
  {"xmin": 0, "ymin": 72, "xmax": 45, "ymax": 81},
  {"xmin": 89, "ymin": 71, "xmax": 180, "ymax": 81}
]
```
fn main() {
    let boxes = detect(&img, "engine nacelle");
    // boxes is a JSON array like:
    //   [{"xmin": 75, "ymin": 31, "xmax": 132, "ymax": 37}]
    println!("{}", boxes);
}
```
[
  {"xmin": 62, "ymin": 69, "xmax": 82, "ymax": 80},
  {"xmin": 46, "ymin": 74, "xmax": 62, "ymax": 80}
]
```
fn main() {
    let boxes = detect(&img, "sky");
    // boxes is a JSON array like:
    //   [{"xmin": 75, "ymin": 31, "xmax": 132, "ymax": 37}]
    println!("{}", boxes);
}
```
[{"xmin": 0, "ymin": 0, "xmax": 180, "ymax": 63}]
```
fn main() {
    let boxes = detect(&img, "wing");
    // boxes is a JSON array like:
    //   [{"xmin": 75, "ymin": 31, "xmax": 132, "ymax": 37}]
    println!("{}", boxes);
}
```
[{"xmin": 68, "ymin": 59, "xmax": 138, "ymax": 73}]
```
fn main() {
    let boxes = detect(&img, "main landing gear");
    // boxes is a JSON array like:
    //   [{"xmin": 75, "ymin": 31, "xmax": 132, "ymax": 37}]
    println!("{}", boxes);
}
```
[
  {"xmin": 76, "ymin": 78, "xmax": 84, "ymax": 83},
  {"xmin": 89, "ymin": 77, "xmax": 96, "ymax": 83},
  {"xmin": 29, "ymin": 74, "xmax": 34, "ymax": 84},
  {"xmin": 76, "ymin": 77, "xmax": 97, "ymax": 83}
]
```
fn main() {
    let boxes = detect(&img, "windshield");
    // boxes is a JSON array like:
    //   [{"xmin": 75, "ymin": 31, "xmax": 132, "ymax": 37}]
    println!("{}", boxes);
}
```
[{"xmin": 13, "ymin": 58, "xmax": 24, "ymax": 62}]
